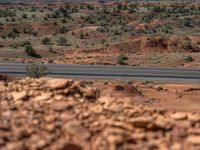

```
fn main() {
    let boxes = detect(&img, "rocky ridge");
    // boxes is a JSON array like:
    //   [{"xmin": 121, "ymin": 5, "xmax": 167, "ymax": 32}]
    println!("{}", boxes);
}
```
[{"xmin": 0, "ymin": 77, "xmax": 200, "ymax": 150}]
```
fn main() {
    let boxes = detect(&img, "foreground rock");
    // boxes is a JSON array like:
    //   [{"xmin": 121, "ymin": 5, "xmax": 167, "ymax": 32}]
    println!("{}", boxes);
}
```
[
  {"xmin": 0, "ymin": 73, "xmax": 10, "ymax": 81},
  {"xmin": 0, "ymin": 77, "xmax": 200, "ymax": 150}
]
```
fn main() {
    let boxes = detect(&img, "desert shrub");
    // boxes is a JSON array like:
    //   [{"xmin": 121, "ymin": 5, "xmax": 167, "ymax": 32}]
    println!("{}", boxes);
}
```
[
  {"xmin": 57, "ymin": 26, "xmax": 68, "ymax": 34},
  {"xmin": 20, "ymin": 40, "xmax": 31, "ymax": 47},
  {"xmin": 1, "ymin": 34, "xmax": 6, "ymax": 39},
  {"xmin": 142, "ymin": 14, "xmax": 154, "ymax": 22},
  {"xmin": 72, "ymin": 31, "xmax": 75, "ymax": 35},
  {"xmin": 182, "ymin": 41, "xmax": 193, "ymax": 50},
  {"xmin": 24, "ymin": 45, "xmax": 36, "ymax": 56},
  {"xmin": 22, "ymin": 13, "xmax": 27, "ymax": 19},
  {"xmin": 12, "ymin": 28, "xmax": 20, "ymax": 34},
  {"xmin": 26, "ymin": 63, "xmax": 50, "ymax": 78},
  {"xmin": 117, "ymin": 4, "xmax": 122, "ymax": 10},
  {"xmin": 117, "ymin": 54, "xmax": 128, "ymax": 65},
  {"xmin": 101, "ymin": 39, "xmax": 106, "ymax": 45},
  {"xmin": 32, "ymin": 14, "xmax": 36, "ymax": 18},
  {"xmin": 32, "ymin": 31, "xmax": 38, "ymax": 37},
  {"xmin": 0, "ymin": 9, "xmax": 16, "ymax": 17},
  {"xmin": 184, "ymin": 55, "xmax": 194, "ymax": 62},
  {"xmin": 61, "ymin": 19, "xmax": 67, "ymax": 23},
  {"xmin": 10, "ymin": 43, "xmax": 19, "ymax": 49},
  {"xmin": 42, "ymin": 37, "xmax": 51, "ymax": 45},
  {"xmin": 181, "ymin": 18, "xmax": 192, "ymax": 27},
  {"xmin": 128, "ymin": 3, "xmax": 138, "ymax": 14},
  {"xmin": 48, "ymin": 58, "xmax": 54, "ymax": 63},
  {"xmin": 30, "ymin": 6, "xmax": 37, "ymax": 12},
  {"xmin": 11, "ymin": 18, "xmax": 16, "ymax": 22},
  {"xmin": 23, "ymin": 26, "xmax": 37, "ymax": 36},
  {"xmin": 79, "ymin": 32, "xmax": 85, "ymax": 39},
  {"xmin": 7, "ymin": 31, "xmax": 17, "ymax": 39},
  {"xmin": 58, "ymin": 37, "xmax": 68, "ymax": 46},
  {"xmin": 152, "ymin": 6, "xmax": 166, "ymax": 13},
  {"xmin": 87, "ymin": 5, "xmax": 94, "ymax": 10}
]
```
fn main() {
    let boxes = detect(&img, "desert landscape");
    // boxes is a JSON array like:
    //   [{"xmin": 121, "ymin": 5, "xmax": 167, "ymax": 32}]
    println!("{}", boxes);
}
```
[
  {"xmin": 1, "ymin": 1, "xmax": 200, "ymax": 150},
  {"xmin": 1, "ymin": 1, "xmax": 200, "ymax": 67}
]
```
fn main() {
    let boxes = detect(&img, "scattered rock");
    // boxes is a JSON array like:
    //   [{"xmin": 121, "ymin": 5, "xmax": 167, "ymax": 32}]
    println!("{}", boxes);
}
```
[
  {"xmin": 47, "ymin": 79, "xmax": 72, "ymax": 90},
  {"xmin": 0, "ymin": 73, "xmax": 9, "ymax": 81},
  {"xmin": 1, "ymin": 77, "xmax": 200, "ymax": 150},
  {"xmin": 12, "ymin": 91, "xmax": 28, "ymax": 101},
  {"xmin": 153, "ymin": 85, "xmax": 164, "ymax": 91},
  {"xmin": 64, "ymin": 121, "xmax": 91, "ymax": 141},
  {"xmin": 187, "ymin": 135, "xmax": 200, "ymax": 145},
  {"xmin": 60, "ymin": 143, "xmax": 82, "ymax": 150},
  {"xmin": 52, "ymin": 101, "xmax": 76, "ymax": 111},
  {"xmin": 131, "ymin": 117, "xmax": 153, "ymax": 128},
  {"xmin": 171, "ymin": 112, "xmax": 187, "ymax": 120},
  {"xmin": 115, "ymin": 85, "xmax": 125, "ymax": 91}
]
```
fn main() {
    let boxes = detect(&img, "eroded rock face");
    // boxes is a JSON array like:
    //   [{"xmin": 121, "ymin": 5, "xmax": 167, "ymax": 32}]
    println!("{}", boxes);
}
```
[{"xmin": 1, "ymin": 77, "xmax": 200, "ymax": 150}]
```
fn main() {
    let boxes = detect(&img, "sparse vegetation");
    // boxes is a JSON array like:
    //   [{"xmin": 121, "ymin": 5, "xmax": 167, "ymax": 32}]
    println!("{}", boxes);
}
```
[
  {"xmin": 0, "ymin": 2, "xmax": 200, "ymax": 67},
  {"xmin": 26, "ymin": 63, "xmax": 50, "ymax": 78},
  {"xmin": 57, "ymin": 26, "xmax": 68, "ymax": 34},
  {"xmin": 58, "ymin": 37, "xmax": 68, "ymax": 46},
  {"xmin": 117, "ymin": 54, "xmax": 128, "ymax": 65},
  {"xmin": 42, "ymin": 37, "xmax": 51, "ymax": 45},
  {"xmin": 24, "ymin": 45, "xmax": 36, "ymax": 57},
  {"xmin": 184, "ymin": 55, "xmax": 194, "ymax": 62}
]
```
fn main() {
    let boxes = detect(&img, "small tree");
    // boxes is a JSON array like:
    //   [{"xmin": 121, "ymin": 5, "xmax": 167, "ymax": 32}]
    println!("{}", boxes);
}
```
[{"xmin": 26, "ymin": 63, "xmax": 50, "ymax": 78}]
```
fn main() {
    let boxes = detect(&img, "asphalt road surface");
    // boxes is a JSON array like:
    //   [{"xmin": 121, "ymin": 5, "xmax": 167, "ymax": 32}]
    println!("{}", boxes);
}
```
[{"xmin": 0, "ymin": 63, "xmax": 200, "ymax": 82}]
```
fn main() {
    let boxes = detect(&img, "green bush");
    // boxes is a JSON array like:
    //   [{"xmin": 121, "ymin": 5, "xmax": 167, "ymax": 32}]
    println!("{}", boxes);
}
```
[
  {"xmin": 87, "ymin": 5, "xmax": 94, "ymax": 10},
  {"xmin": 57, "ymin": 26, "xmax": 68, "ymax": 34},
  {"xmin": 10, "ymin": 43, "xmax": 19, "ymax": 49},
  {"xmin": 182, "ymin": 18, "xmax": 192, "ymax": 27},
  {"xmin": 182, "ymin": 41, "xmax": 193, "ymax": 50},
  {"xmin": 79, "ymin": 32, "xmax": 85, "ymax": 39},
  {"xmin": 26, "ymin": 63, "xmax": 50, "ymax": 78},
  {"xmin": 20, "ymin": 41, "xmax": 31, "ymax": 47},
  {"xmin": 117, "ymin": 54, "xmax": 128, "ymax": 65},
  {"xmin": 22, "ymin": 13, "xmax": 27, "ymax": 18},
  {"xmin": 58, "ymin": 37, "xmax": 68, "ymax": 46},
  {"xmin": 184, "ymin": 55, "xmax": 194, "ymax": 62},
  {"xmin": 42, "ymin": 37, "xmax": 51, "ymax": 45},
  {"xmin": 24, "ymin": 45, "xmax": 36, "ymax": 56}
]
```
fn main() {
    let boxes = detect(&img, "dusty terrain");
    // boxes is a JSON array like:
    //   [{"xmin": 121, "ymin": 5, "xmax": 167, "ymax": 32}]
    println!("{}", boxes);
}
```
[
  {"xmin": 1, "ymin": 2, "xmax": 200, "ymax": 67},
  {"xmin": 1, "ymin": 1, "xmax": 200, "ymax": 149},
  {"xmin": 1, "ymin": 76, "xmax": 200, "ymax": 150}
]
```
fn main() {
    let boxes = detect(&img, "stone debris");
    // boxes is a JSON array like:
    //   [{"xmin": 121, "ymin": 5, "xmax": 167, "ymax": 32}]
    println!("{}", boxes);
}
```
[
  {"xmin": 0, "ymin": 73, "xmax": 9, "ymax": 81},
  {"xmin": 1, "ymin": 77, "xmax": 200, "ymax": 150}
]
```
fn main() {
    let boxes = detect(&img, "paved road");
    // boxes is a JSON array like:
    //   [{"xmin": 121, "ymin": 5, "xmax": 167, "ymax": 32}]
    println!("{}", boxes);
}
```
[{"xmin": 0, "ymin": 63, "xmax": 200, "ymax": 81}]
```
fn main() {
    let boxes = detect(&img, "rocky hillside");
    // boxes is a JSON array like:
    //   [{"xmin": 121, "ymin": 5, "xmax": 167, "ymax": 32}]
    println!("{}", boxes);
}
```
[{"xmin": 1, "ymin": 77, "xmax": 200, "ymax": 149}]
